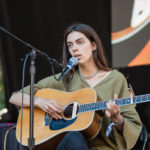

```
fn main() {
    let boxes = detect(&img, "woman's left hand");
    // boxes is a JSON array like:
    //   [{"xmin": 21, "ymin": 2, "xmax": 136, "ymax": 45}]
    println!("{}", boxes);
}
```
[{"xmin": 105, "ymin": 94, "xmax": 123, "ymax": 124}]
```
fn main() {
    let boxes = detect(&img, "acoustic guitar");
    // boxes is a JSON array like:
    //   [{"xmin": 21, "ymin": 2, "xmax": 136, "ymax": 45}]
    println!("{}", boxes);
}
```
[{"xmin": 16, "ymin": 88, "xmax": 150, "ymax": 149}]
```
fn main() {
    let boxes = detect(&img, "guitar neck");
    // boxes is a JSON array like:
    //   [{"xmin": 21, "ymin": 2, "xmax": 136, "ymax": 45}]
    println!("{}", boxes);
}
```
[{"xmin": 78, "ymin": 94, "xmax": 150, "ymax": 113}]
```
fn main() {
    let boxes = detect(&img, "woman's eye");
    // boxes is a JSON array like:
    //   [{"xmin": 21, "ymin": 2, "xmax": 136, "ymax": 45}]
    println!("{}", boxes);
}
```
[
  {"xmin": 68, "ymin": 44, "xmax": 72, "ymax": 48},
  {"xmin": 78, "ymin": 41, "xmax": 84, "ymax": 44}
]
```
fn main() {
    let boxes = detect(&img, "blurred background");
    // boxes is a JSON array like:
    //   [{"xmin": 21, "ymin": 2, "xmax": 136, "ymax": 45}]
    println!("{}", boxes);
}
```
[{"xmin": 0, "ymin": 0, "xmax": 150, "ymax": 148}]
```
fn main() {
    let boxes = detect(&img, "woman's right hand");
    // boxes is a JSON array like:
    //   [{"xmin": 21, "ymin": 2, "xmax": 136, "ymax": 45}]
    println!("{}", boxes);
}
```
[{"xmin": 35, "ymin": 97, "xmax": 63, "ymax": 119}]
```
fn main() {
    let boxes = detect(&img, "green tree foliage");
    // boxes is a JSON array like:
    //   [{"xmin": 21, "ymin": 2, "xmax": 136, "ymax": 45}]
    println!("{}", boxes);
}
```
[{"xmin": 0, "ymin": 64, "xmax": 5, "ymax": 110}]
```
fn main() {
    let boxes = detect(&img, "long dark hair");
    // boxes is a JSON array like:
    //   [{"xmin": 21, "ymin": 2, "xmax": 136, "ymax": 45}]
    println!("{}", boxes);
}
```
[{"xmin": 62, "ymin": 23, "xmax": 111, "ymax": 88}]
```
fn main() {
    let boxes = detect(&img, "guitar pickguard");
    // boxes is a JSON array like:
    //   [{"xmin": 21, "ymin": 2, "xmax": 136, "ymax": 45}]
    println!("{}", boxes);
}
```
[{"xmin": 49, "ymin": 117, "xmax": 77, "ymax": 130}]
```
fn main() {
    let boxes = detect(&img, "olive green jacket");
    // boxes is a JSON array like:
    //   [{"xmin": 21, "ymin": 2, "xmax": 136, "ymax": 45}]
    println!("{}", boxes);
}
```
[{"xmin": 22, "ymin": 69, "xmax": 142, "ymax": 150}]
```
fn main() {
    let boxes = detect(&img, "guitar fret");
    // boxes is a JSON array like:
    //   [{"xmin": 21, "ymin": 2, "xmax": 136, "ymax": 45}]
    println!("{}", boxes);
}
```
[
  {"xmin": 78, "ymin": 105, "xmax": 82, "ymax": 112},
  {"xmin": 127, "ymin": 98, "xmax": 131, "ymax": 104},
  {"xmin": 91, "ymin": 103, "xmax": 96, "ymax": 110},
  {"xmin": 146, "ymin": 95, "xmax": 149, "ymax": 101},
  {"xmin": 96, "ymin": 103, "xmax": 100, "ymax": 110},
  {"xmin": 83, "ymin": 104, "xmax": 87, "ymax": 112},
  {"xmin": 142, "ymin": 95, "xmax": 148, "ymax": 101},
  {"xmin": 133, "ymin": 97, "xmax": 136, "ymax": 103},
  {"xmin": 103, "ymin": 101, "xmax": 107, "ymax": 109},
  {"xmin": 148, "ymin": 95, "xmax": 150, "ymax": 101},
  {"xmin": 89, "ymin": 103, "xmax": 92, "ymax": 111},
  {"xmin": 145, "ymin": 94, "xmax": 150, "ymax": 101},
  {"xmin": 83, "ymin": 104, "xmax": 86, "ymax": 112},
  {"xmin": 97, "ymin": 102, "xmax": 101, "ymax": 110},
  {"xmin": 116, "ymin": 99, "xmax": 122, "ymax": 106},
  {"xmin": 79, "ymin": 105, "xmax": 85, "ymax": 112},
  {"xmin": 122, "ymin": 98, "xmax": 126, "ymax": 105},
  {"xmin": 96, "ymin": 102, "xmax": 102, "ymax": 111},
  {"xmin": 135, "ymin": 95, "xmax": 142, "ymax": 103},
  {"xmin": 87, "ymin": 103, "xmax": 90, "ymax": 111}
]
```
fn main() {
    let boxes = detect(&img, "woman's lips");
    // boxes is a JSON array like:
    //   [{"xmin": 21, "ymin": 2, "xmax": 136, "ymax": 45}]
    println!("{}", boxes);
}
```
[{"xmin": 74, "ymin": 55, "xmax": 81, "ymax": 59}]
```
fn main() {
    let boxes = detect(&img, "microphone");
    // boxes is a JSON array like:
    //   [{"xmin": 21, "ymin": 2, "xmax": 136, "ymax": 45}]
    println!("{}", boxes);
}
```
[{"xmin": 58, "ymin": 57, "xmax": 78, "ymax": 80}]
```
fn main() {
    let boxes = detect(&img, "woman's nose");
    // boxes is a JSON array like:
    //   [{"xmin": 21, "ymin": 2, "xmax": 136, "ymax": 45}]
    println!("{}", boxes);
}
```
[
  {"xmin": 72, "ymin": 48, "xmax": 78, "ymax": 52},
  {"xmin": 72, "ymin": 45, "xmax": 78, "ymax": 52}
]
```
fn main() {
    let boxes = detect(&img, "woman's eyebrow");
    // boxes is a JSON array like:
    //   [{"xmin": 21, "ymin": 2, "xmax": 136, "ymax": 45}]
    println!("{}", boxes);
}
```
[
  {"xmin": 67, "ymin": 38, "xmax": 84, "ymax": 43},
  {"xmin": 76, "ymin": 38, "xmax": 84, "ymax": 42}
]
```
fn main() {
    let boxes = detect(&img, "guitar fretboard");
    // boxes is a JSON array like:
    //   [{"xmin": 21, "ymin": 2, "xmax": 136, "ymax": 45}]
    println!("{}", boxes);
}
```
[{"xmin": 78, "ymin": 94, "xmax": 150, "ymax": 113}]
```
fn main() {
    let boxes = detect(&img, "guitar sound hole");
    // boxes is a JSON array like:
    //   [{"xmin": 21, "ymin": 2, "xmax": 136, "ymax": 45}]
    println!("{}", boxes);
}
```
[{"xmin": 64, "ymin": 103, "xmax": 79, "ymax": 119}]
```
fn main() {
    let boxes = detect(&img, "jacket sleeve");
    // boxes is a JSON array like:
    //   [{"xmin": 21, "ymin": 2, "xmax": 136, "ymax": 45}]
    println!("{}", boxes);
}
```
[
  {"xmin": 16, "ymin": 74, "xmax": 62, "ymax": 95},
  {"xmin": 112, "ymin": 74, "xmax": 142, "ymax": 150}
]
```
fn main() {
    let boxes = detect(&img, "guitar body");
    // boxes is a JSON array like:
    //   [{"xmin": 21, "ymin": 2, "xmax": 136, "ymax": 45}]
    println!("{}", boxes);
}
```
[{"xmin": 16, "ymin": 88, "xmax": 102, "ymax": 149}]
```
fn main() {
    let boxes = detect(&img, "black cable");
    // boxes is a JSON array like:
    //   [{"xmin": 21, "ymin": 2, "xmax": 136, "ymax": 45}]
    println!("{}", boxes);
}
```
[
  {"xmin": 38, "ymin": 52, "xmax": 63, "ymax": 81},
  {"xmin": 20, "ymin": 53, "xmax": 30, "ymax": 150},
  {"xmin": 51, "ymin": 61, "xmax": 60, "ymax": 81}
]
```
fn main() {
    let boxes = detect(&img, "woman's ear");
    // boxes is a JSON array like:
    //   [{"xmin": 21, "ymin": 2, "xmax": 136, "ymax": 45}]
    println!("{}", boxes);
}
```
[{"xmin": 92, "ymin": 42, "xmax": 97, "ymax": 51}]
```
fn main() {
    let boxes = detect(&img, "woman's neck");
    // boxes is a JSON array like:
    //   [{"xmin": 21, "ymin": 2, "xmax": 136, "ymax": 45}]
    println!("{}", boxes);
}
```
[{"xmin": 78, "ymin": 63, "xmax": 99, "ymax": 77}]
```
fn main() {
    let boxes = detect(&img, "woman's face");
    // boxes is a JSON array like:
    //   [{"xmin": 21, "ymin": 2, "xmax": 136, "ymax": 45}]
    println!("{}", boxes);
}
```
[{"xmin": 66, "ymin": 31, "xmax": 96, "ymax": 65}]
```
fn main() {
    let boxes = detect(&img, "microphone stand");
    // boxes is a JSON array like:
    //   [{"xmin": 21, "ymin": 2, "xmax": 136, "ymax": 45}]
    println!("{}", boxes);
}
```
[
  {"xmin": 28, "ymin": 49, "xmax": 36, "ymax": 149},
  {"xmin": 0, "ymin": 26, "xmax": 62, "ymax": 150}
]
